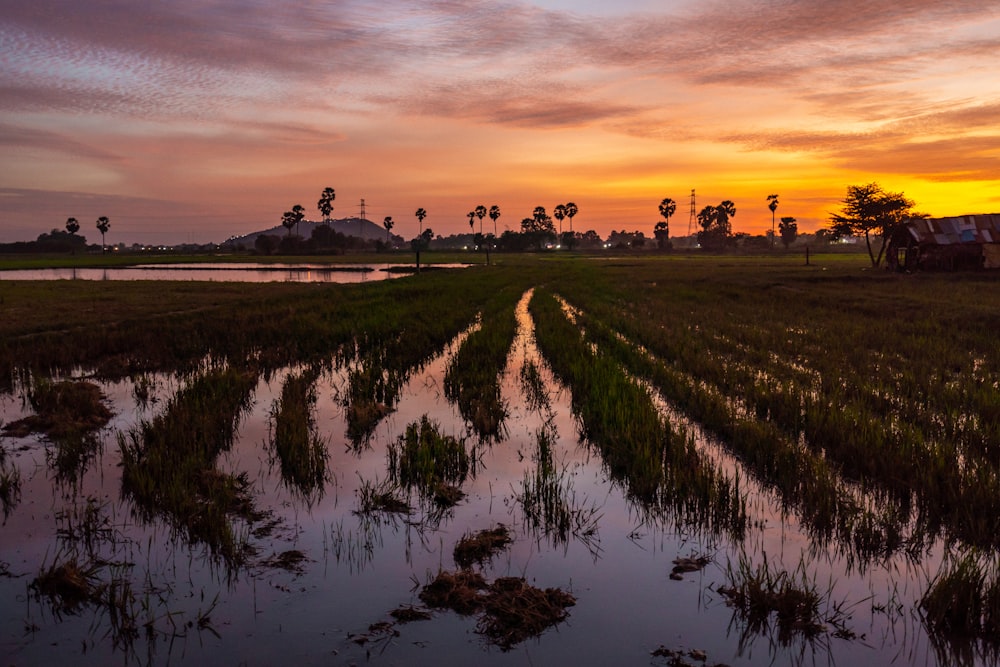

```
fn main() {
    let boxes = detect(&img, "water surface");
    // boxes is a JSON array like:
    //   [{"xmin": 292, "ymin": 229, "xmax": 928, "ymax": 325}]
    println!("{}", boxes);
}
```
[{"xmin": 0, "ymin": 263, "xmax": 466, "ymax": 283}]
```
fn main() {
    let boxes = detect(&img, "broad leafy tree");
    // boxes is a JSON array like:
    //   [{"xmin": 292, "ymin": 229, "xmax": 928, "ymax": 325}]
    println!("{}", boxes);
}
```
[
  {"xmin": 255, "ymin": 234, "xmax": 279, "ymax": 255},
  {"xmin": 317, "ymin": 187, "xmax": 336, "ymax": 223},
  {"xmin": 829, "ymin": 183, "xmax": 915, "ymax": 267},
  {"xmin": 654, "ymin": 221, "xmax": 669, "ymax": 249},
  {"xmin": 521, "ymin": 207, "xmax": 556, "ymax": 249},
  {"xmin": 96, "ymin": 216, "xmax": 110, "ymax": 252},
  {"xmin": 411, "ymin": 226, "xmax": 433, "ymax": 272},
  {"xmin": 697, "ymin": 200, "xmax": 735, "ymax": 251},
  {"xmin": 779, "ymin": 216, "xmax": 798, "ymax": 249},
  {"xmin": 532, "ymin": 206, "xmax": 548, "ymax": 225},
  {"xmin": 65, "ymin": 217, "xmax": 80, "ymax": 235}
]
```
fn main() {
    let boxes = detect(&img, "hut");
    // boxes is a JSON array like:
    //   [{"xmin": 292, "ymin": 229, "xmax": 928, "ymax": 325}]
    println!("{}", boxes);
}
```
[{"xmin": 888, "ymin": 214, "xmax": 1000, "ymax": 271}]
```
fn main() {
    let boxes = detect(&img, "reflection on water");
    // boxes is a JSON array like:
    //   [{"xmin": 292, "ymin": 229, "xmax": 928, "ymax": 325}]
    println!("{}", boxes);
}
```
[
  {"xmin": 0, "ymin": 263, "xmax": 468, "ymax": 283},
  {"xmin": 0, "ymin": 290, "xmax": 980, "ymax": 667}
]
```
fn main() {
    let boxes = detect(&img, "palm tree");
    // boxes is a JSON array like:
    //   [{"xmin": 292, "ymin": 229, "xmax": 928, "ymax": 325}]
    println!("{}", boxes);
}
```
[
  {"xmin": 415, "ymin": 207, "xmax": 427, "ymax": 236},
  {"xmin": 474, "ymin": 204, "xmax": 487, "ymax": 235},
  {"xmin": 467, "ymin": 211, "xmax": 476, "ymax": 234},
  {"xmin": 281, "ymin": 210, "xmax": 297, "ymax": 237},
  {"xmin": 767, "ymin": 194, "xmax": 779, "ymax": 248},
  {"xmin": 489, "ymin": 205, "xmax": 501, "ymax": 237},
  {"xmin": 658, "ymin": 198, "xmax": 676, "ymax": 238},
  {"xmin": 383, "ymin": 216, "xmax": 394, "ymax": 244},
  {"xmin": 718, "ymin": 200, "xmax": 736, "ymax": 231},
  {"xmin": 291, "ymin": 204, "xmax": 306, "ymax": 237},
  {"xmin": 65, "ymin": 217, "xmax": 79, "ymax": 235},
  {"xmin": 553, "ymin": 204, "xmax": 567, "ymax": 236},
  {"xmin": 564, "ymin": 202, "xmax": 578, "ymax": 233},
  {"xmin": 317, "ymin": 187, "xmax": 336, "ymax": 224},
  {"xmin": 533, "ymin": 206, "xmax": 547, "ymax": 224},
  {"xmin": 95, "ymin": 216, "xmax": 110, "ymax": 252}
]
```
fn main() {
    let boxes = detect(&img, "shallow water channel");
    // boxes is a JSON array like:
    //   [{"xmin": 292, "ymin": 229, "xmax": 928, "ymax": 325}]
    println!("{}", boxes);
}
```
[
  {"xmin": 0, "ymin": 263, "xmax": 467, "ymax": 283},
  {"xmin": 0, "ymin": 291, "xmax": 969, "ymax": 666}
]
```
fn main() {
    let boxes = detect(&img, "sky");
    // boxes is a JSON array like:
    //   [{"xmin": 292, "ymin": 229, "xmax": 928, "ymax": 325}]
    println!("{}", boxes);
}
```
[{"xmin": 2, "ymin": 0, "xmax": 999, "ymax": 245}]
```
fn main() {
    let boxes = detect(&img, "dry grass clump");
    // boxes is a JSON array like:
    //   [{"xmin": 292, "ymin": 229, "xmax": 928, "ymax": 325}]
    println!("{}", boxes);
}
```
[
  {"xmin": 453, "ymin": 524, "xmax": 512, "ymax": 568},
  {"xmin": 650, "ymin": 646, "xmax": 723, "ymax": 667},
  {"xmin": 389, "ymin": 605, "xmax": 432, "ymax": 623},
  {"xmin": 418, "ymin": 570, "xmax": 575, "ymax": 649},
  {"xmin": 432, "ymin": 482, "xmax": 465, "ymax": 508},
  {"xmin": 261, "ymin": 549, "xmax": 309, "ymax": 573},
  {"xmin": 3, "ymin": 380, "xmax": 112, "ymax": 439},
  {"xmin": 478, "ymin": 577, "xmax": 576, "ymax": 650},
  {"xmin": 669, "ymin": 554, "xmax": 712, "ymax": 580},
  {"xmin": 30, "ymin": 556, "xmax": 103, "ymax": 613},
  {"xmin": 419, "ymin": 570, "xmax": 489, "ymax": 615}
]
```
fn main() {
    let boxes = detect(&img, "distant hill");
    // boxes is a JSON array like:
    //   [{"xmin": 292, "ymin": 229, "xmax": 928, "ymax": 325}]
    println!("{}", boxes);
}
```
[{"xmin": 222, "ymin": 217, "xmax": 403, "ymax": 247}]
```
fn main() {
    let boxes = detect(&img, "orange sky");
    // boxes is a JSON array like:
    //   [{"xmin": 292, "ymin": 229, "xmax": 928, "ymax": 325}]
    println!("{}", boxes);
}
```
[{"xmin": 2, "ymin": 1, "xmax": 999, "ymax": 244}]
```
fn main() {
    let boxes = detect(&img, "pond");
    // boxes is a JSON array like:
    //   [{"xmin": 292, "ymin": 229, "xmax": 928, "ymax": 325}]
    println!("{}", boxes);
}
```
[
  {"xmin": 0, "ymin": 290, "xmax": 971, "ymax": 666},
  {"xmin": 0, "ymin": 263, "xmax": 467, "ymax": 283}
]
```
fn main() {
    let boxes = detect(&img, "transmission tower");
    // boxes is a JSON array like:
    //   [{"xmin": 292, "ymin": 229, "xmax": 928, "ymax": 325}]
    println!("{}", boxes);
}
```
[{"xmin": 687, "ymin": 189, "xmax": 696, "ymax": 237}]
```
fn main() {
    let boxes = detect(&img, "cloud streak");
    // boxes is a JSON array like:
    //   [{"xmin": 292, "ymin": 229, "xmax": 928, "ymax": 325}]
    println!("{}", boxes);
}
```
[{"xmin": 0, "ymin": 0, "xmax": 998, "ymax": 241}]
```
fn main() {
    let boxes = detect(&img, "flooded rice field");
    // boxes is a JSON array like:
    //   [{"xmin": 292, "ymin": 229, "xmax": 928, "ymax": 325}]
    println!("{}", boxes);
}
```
[{"xmin": 0, "ymin": 285, "xmax": 990, "ymax": 666}]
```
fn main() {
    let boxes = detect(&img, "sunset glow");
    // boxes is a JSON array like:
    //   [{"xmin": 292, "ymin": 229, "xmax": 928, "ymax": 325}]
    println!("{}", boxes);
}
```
[{"xmin": 2, "ymin": 0, "xmax": 998, "ymax": 244}]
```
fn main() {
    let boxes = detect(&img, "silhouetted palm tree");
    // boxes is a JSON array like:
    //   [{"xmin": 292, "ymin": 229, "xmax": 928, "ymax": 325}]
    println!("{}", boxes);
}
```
[
  {"xmin": 96, "ymin": 216, "xmax": 110, "ymax": 252},
  {"xmin": 318, "ymin": 187, "xmax": 336, "ymax": 223},
  {"xmin": 767, "ymin": 194, "xmax": 779, "ymax": 247},
  {"xmin": 564, "ymin": 202, "xmax": 578, "ymax": 233},
  {"xmin": 489, "ymin": 205, "xmax": 500, "ymax": 236},
  {"xmin": 474, "ymin": 204, "xmax": 487, "ymax": 235},
  {"xmin": 415, "ymin": 207, "xmax": 427, "ymax": 236},
  {"xmin": 65, "ymin": 217, "xmax": 79, "ymax": 235},
  {"xmin": 553, "ymin": 204, "xmax": 567, "ymax": 236},
  {"xmin": 718, "ymin": 200, "xmax": 736, "ymax": 230},
  {"xmin": 533, "ymin": 206, "xmax": 547, "ymax": 224},
  {"xmin": 383, "ymin": 216, "xmax": 394, "ymax": 244},
  {"xmin": 281, "ymin": 210, "xmax": 297, "ymax": 237},
  {"xmin": 658, "ymin": 198, "xmax": 676, "ymax": 237},
  {"xmin": 292, "ymin": 204, "xmax": 306, "ymax": 237},
  {"xmin": 467, "ymin": 211, "xmax": 476, "ymax": 234}
]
